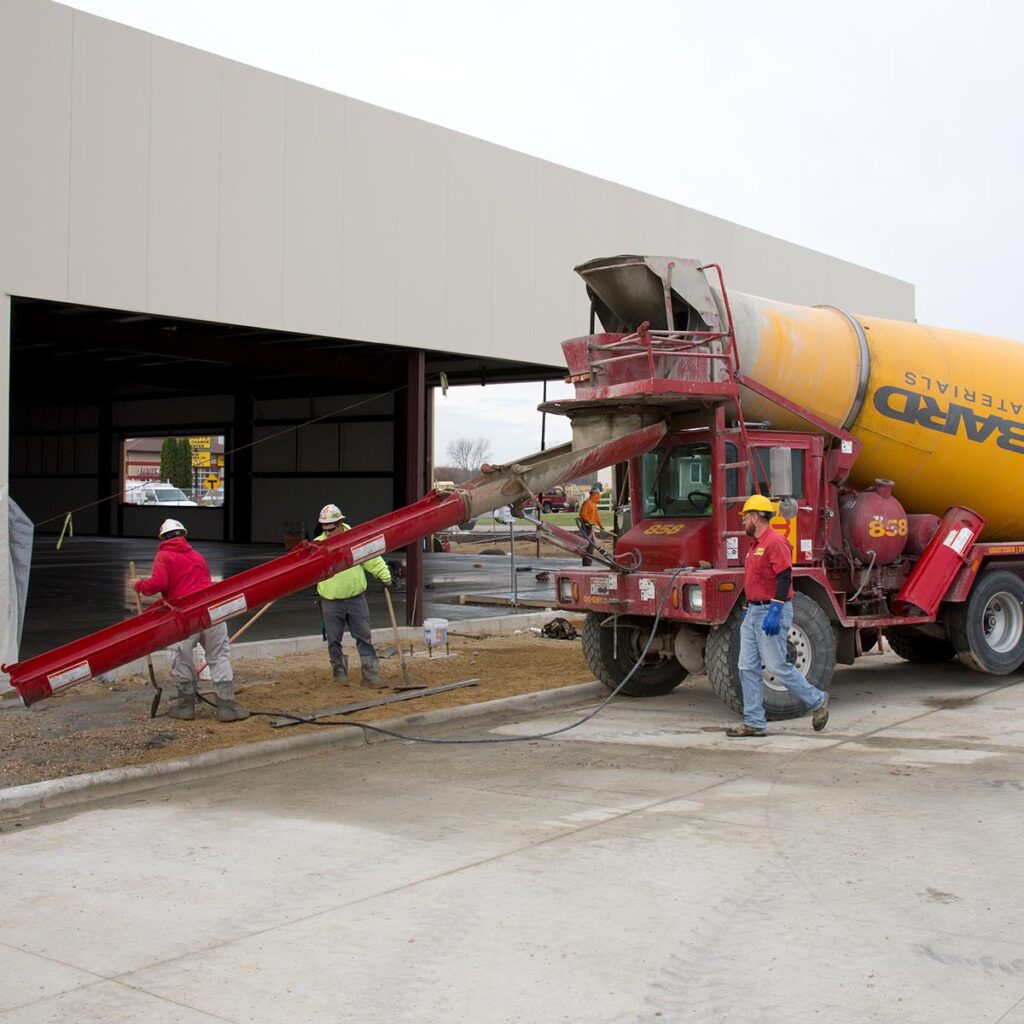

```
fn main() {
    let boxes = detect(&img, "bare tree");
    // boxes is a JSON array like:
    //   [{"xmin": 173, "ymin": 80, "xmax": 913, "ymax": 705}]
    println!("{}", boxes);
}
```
[{"xmin": 445, "ymin": 436, "xmax": 492, "ymax": 472}]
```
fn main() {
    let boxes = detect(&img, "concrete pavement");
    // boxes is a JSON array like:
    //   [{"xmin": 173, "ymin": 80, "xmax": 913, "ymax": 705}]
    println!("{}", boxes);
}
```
[{"xmin": 2, "ymin": 653, "xmax": 1024, "ymax": 1022}]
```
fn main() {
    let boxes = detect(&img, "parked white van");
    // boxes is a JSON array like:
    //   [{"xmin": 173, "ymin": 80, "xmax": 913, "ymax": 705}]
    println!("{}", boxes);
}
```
[{"xmin": 130, "ymin": 483, "xmax": 198, "ymax": 507}]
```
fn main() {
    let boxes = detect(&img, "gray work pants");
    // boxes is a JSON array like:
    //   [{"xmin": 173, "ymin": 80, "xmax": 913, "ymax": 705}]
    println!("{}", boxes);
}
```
[
  {"xmin": 321, "ymin": 594, "xmax": 375, "ymax": 664},
  {"xmin": 167, "ymin": 622, "xmax": 236, "ymax": 701}
]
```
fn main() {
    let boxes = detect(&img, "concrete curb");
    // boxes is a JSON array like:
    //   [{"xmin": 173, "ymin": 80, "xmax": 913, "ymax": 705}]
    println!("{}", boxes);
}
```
[
  {"xmin": 0, "ymin": 680, "xmax": 606, "ymax": 820},
  {"xmin": 51, "ymin": 609, "xmax": 585, "ymax": 680}
]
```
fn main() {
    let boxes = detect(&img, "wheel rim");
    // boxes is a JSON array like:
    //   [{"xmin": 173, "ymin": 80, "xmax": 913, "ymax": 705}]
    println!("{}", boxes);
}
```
[
  {"xmin": 763, "ymin": 624, "xmax": 812, "ymax": 692},
  {"xmin": 981, "ymin": 591, "xmax": 1024, "ymax": 653},
  {"xmin": 613, "ymin": 625, "xmax": 663, "ymax": 672}
]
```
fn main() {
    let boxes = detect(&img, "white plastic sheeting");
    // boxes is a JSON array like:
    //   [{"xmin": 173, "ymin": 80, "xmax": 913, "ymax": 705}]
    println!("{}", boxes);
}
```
[{"xmin": 1, "ymin": 491, "xmax": 33, "ymax": 692}]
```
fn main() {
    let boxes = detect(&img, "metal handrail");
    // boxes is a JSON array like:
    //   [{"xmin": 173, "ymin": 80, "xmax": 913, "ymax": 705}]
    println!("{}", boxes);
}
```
[{"xmin": 586, "ymin": 321, "xmax": 734, "ymax": 381}]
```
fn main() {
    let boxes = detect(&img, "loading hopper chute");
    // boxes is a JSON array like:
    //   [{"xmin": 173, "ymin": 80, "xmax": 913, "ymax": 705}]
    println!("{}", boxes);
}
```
[{"xmin": 575, "ymin": 255, "xmax": 724, "ymax": 335}]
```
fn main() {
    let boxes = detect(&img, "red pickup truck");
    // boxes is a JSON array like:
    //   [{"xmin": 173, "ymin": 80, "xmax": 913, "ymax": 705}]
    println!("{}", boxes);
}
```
[{"xmin": 528, "ymin": 487, "xmax": 578, "ymax": 514}]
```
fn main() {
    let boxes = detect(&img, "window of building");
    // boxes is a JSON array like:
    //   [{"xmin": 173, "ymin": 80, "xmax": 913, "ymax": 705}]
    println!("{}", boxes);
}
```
[{"xmin": 122, "ymin": 435, "xmax": 226, "ymax": 507}]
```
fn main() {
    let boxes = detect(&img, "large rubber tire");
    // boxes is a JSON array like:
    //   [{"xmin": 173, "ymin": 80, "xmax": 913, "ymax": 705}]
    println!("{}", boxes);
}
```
[
  {"xmin": 883, "ymin": 629, "xmax": 955, "ymax": 663},
  {"xmin": 946, "ymin": 570, "xmax": 1024, "ymax": 674},
  {"xmin": 582, "ymin": 613, "xmax": 685, "ymax": 697},
  {"xmin": 542, "ymin": 502, "xmax": 553, "ymax": 513},
  {"xmin": 706, "ymin": 593, "xmax": 836, "ymax": 721}
]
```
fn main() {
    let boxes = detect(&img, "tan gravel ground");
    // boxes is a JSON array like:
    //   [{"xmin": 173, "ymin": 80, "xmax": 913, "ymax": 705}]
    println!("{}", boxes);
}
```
[{"xmin": 0, "ymin": 629, "xmax": 593, "ymax": 789}]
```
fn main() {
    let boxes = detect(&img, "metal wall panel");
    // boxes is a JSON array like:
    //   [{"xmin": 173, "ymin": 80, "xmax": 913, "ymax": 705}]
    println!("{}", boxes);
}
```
[
  {"xmin": 534, "ymin": 162, "xmax": 577, "ymax": 346},
  {"xmin": 0, "ymin": 1, "xmax": 916, "ymax": 348},
  {"xmin": 491, "ymin": 148, "xmax": 536, "ymax": 356},
  {"xmin": 342, "ymin": 421, "xmax": 394, "ymax": 472},
  {"xmin": 572, "ymin": 176, "xmax": 613, "ymax": 326},
  {"xmin": 396, "ymin": 116, "xmax": 448, "ymax": 350},
  {"xmin": 218, "ymin": 62, "xmax": 286, "ymax": 328},
  {"xmin": 147, "ymin": 37, "xmax": 222, "ymax": 319},
  {"xmin": 252, "ymin": 477, "xmax": 393, "ymax": 545},
  {"xmin": 446, "ymin": 133, "xmax": 495, "ymax": 355},
  {"xmin": 296, "ymin": 423, "xmax": 340, "ymax": 473},
  {"xmin": 341, "ymin": 100, "xmax": 399, "ymax": 343},
  {"xmin": 0, "ymin": 0, "xmax": 72, "ymax": 301},
  {"xmin": 67, "ymin": 12, "xmax": 151, "ymax": 310},
  {"xmin": 283, "ymin": 81, "xmax": 345, "ymax": 335}
]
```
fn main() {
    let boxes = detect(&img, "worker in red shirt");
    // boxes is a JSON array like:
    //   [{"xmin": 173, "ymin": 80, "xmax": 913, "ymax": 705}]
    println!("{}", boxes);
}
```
[
  {"xmin": 134, "ymin": 519, "xmax": 248, "ymax": 723},
  {"xmin": 726, "ymin": 494, "xmax": 829, "ymax": 737}
]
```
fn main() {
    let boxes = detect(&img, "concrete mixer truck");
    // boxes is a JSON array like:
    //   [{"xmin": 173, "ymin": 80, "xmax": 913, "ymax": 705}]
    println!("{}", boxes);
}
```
[
  {"xmin": 7, "ymin": 253, "xmax": 1024, "ymax": 720},
  {"xmin": 541, "ymin": 255, "xmax": 1024, "ymax": 718}
]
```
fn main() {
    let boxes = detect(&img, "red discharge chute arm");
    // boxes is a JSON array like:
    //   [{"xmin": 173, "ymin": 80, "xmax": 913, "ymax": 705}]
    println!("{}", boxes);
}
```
[
  {"xmin": 4, "ymin": 418, "xmax": 669, "ymax": 707},
  {"xmin": 3, "ymin": 491, "xmax": 468, "ymax": 706}
]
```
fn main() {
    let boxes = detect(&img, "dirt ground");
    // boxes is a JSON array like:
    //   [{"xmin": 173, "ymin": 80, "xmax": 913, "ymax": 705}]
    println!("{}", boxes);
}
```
[
  {"xmin": 456, "ymin": 537, "xmax": 602, "ymax": 559},
  {"xmin": 0, "ymin": 629, "xmax": 593, "ymax": 789}
]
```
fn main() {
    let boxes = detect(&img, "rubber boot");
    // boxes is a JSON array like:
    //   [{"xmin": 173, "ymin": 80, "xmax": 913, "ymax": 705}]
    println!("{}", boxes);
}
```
[
  {"xmin": 332, "ymin": 654, "xmax": 349, "ymax": 683},
  {"xmin": 168, "ymin": 684, "xmax": 196, "ymax": 721},
  {"xmin": 360, "ymin": 655, "xmax": 384, "ymax": 688},
  {"xmin": 216, "ymin": 697, "xmax": 250, "ymax": 723},
  {"xmin": 168, "ymin": 694, "xmax": 196, "ymax": 721}
]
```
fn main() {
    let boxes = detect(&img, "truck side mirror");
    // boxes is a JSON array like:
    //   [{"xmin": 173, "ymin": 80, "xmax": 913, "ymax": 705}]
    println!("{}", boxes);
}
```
[{"xmin": 769, "ymin": 447, "xmax": 793, "ymax": 497}]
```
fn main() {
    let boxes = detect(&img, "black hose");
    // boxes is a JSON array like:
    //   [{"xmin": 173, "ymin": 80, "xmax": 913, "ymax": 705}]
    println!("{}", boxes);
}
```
[{"xmin": 198, "ymin": 568, "xmax": 689, "ymax": 746}]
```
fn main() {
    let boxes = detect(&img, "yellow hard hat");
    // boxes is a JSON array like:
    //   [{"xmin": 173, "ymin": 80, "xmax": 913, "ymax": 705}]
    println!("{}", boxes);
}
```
[{"xmin": 740, "ymin": 494, "xmax": 776, "ymax": 515}]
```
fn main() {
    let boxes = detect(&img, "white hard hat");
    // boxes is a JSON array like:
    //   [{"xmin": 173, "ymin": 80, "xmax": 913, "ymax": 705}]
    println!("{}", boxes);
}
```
[
  {"xmin": 318, "ymin": 504, "xmax": 345, "ymax": 524},
  {"xmin": 159, "ymin": 518, "xmax": 187, "ymax": 538}
]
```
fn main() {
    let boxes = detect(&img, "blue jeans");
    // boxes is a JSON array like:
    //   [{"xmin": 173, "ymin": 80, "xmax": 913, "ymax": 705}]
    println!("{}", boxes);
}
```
[{"xmin": 738, "ymin": 602, "xmax": 826, "ymax": 729}]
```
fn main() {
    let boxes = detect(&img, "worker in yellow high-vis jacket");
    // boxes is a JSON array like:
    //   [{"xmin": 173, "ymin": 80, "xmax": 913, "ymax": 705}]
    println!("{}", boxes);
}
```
[{"xmin": 314, "ymin": 503, "xmax": 392, "ymax": 686}]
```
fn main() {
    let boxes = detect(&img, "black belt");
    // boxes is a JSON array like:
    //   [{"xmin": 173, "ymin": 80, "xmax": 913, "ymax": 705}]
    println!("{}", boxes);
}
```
[{"xmin": 747, "ymin": 599, "xmax": 778, "ymax": 605}]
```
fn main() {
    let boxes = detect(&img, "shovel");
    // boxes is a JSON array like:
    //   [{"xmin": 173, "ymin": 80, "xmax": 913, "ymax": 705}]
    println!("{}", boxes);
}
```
[
  {"xmin": 129, "ymin": 561, "xmax": 163, "ymax": 718},
  {"xmin": 382, "ymin": 586, "xmax": 426, "ymax": 691}
]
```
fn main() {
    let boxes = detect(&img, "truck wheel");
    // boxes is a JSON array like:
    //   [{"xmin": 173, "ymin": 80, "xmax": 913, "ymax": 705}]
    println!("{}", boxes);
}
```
[
  {"xmin": 946, "ymin": 570, "xmax": 1024, "ymax": 674},
  {"xmin": 883, "ymin": 629, "xmax": 955, "ymax": 663},
  {"xmin": 542, "ymin": 502, "xmax": 553, "ymax": 513},
  {"xmin": 582, "ymin": 613, "xmax": 685, "ymax": 697},
  {"xmin": 706, "ymin": 593, "xmax": 836, "ymax": 721}
]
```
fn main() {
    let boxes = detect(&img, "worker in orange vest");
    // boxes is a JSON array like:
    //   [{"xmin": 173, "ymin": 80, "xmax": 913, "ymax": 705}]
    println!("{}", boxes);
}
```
[{"xmin": 577, "ymin": 486, "xmax": 604, "ymax": 566}]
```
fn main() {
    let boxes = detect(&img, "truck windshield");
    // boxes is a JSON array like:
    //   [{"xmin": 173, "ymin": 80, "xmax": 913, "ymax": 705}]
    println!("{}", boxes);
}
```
[{"xmin": 640, "ymin": 443, "xmax": 712, "ymax": 518}]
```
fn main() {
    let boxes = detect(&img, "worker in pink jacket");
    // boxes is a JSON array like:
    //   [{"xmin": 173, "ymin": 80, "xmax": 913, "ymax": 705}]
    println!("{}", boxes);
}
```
[{"xmin": 134, "ymin": 519, "xmax": 248, "ymax": 723}]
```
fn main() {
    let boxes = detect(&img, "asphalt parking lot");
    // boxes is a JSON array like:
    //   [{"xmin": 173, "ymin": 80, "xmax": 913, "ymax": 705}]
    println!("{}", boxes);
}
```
[{"xmin": 2, "ymin": 653, "xmax": 1024, "ymax": 1023}]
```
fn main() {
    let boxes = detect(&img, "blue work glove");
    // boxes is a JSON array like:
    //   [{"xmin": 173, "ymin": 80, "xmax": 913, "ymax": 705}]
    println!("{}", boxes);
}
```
[{"xmin": 761, "ymin": 600, "xmax": 784, "ymax": 636}]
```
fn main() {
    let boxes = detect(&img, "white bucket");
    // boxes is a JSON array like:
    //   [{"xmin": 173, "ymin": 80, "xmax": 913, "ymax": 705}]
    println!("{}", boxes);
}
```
[{"xmin": 423, "ymin": 617, "xmax": 449, "ymax": 647}]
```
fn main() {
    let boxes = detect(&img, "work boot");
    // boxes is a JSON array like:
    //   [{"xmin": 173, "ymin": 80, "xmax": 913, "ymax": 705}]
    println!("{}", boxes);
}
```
[
  {"xmin": 216, "ymin": 698, "xmax": 250, "ymax": 723},
  {"xmin": 812, "ymin": 692, "xmax": 830, "ymax": 732},
  {"xmin": 360, "ymin": 655, "xmax": 384, "ymax": 688},
  {"xmin": 332, "ymin": 654, "xmax": 349, "ymax": 683},
  {"xmin": 725, "ymin": 723, "xmax": 768, "ymax": 738},
  {"xmin": 167, "ymin": 694, "xmax": 196, "ymax": 721}
]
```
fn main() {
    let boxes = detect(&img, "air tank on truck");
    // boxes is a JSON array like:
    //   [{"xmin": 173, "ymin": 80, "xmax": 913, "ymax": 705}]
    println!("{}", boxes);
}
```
[{"xmin": 543, "ymin": 254, "xmax": 1024, "ymax": 719}]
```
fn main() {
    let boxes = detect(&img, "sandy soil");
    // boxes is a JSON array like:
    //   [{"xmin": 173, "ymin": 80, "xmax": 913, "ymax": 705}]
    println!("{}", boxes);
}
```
[{"xmin": 0, "ymin": 629, "xmax": 593, "ymax": 789}]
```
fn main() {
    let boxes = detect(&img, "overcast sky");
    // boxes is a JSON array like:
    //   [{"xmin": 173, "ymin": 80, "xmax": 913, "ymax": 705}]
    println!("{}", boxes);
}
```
[{"xmin": 62, "ymin": 0, "xmax": 1024, "ymax": 465}]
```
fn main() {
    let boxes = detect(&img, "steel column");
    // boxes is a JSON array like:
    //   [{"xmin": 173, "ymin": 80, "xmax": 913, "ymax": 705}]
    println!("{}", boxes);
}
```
[{"xmin": 405, "ymin": 350, "xmax": 426, "ymax": 625}]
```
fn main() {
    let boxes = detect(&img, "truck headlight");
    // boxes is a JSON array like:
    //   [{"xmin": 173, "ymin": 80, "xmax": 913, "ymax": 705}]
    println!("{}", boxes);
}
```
[
  {"xmin": 685, "ymin": 585, "xmax": 703, "ymax": 611},
  {"xmin": 558, "ymin": 577, "xmax": 574, "ymax": 602}
]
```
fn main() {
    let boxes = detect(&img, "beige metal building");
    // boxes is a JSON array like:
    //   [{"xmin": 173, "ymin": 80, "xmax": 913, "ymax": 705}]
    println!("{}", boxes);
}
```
[{"xmin": 0, "ymin": 0, "xmax": 914, "ymax": 677}]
